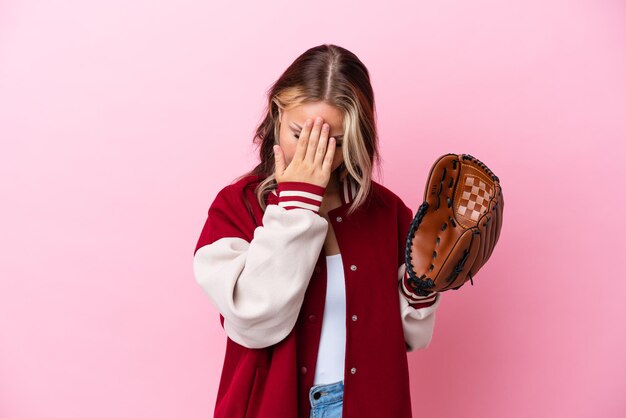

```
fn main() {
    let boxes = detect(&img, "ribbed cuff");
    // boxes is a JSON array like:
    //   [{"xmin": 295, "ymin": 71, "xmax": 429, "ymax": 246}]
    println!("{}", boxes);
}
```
[
  {"xmin": 277, "ymin": 181, "xmax": 326, "ymax": 213},
  {"xmin": 400, "ymin": 269, "xmax": 439, "ymax": 308}
]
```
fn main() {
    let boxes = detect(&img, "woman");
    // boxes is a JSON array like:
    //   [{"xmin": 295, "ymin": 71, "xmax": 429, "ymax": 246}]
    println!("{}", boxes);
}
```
[{"xmin": 193, "ymin": 44, "xmax": 441, "ymax": 418}]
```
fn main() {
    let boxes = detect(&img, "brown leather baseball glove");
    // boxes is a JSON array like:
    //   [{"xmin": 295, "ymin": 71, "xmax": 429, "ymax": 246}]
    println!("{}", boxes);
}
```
[{"xmin": 402, "ymin": 153, "xmax": 504, "ymax": 297}]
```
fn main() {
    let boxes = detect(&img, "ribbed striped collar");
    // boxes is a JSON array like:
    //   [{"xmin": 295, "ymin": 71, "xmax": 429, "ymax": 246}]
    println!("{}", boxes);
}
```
[{"xmin": 339, "ymin": 175, "xmax": 357, "ymax": 205}]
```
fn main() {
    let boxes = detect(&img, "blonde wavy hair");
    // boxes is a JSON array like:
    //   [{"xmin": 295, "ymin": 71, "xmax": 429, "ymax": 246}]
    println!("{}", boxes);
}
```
[{"xmin": 234, "ymin": 43, "xmax": 382, "ymax": 217}]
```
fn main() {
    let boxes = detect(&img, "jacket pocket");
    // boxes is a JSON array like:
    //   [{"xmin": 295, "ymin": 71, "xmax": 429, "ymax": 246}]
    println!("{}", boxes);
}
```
[{"xmin": 244, "ymin": 366, "xmax": 269, "ymax": 418}]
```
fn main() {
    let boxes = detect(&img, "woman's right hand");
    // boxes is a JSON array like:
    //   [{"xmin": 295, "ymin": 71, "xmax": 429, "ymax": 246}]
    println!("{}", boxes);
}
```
[{"xmin": 273, "ymin": 116, "xmax": 337, "ymax": 189}]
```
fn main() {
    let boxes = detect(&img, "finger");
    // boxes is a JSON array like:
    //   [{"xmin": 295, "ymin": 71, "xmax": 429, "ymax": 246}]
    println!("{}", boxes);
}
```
[
  {"xmin": 292, "ymin": 118, "xmax": 313, "ymax": 162},
  {"xmin": 321, "ymin": 137, "xmax": 336, "ymax": 173},
  {"xmin": 305, "ymin": 117, "xmax": 323, "ymax": 163},
  {"xmin": 484, "ymin": 182, "xmax": 502, "ymax": 263},
  {"xmin": 494, "ymin": 185, "xmax": 503, "ymax": 244},
  {"xmin": 486, "ymin": 196, "xmax": 498, "ymax": 261},
  {"xmin": 273, "ymin": 145, "xmax": 285, "ymax": 178},
  {"xmin": 314, "ymin": 123, "xmax": 330, "ymax": 167}
]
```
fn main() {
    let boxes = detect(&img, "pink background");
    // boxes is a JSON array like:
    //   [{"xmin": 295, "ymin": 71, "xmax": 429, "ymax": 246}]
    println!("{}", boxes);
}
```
[{"xmin": 1, "ymin": 0, "xmax": 624, "ymax": 417}]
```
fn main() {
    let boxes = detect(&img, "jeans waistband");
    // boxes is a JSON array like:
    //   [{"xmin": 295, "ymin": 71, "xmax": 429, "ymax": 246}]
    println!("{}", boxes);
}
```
[{"xmin": 309, "ymin": 380, "xmax": 344, "ymax": 407}]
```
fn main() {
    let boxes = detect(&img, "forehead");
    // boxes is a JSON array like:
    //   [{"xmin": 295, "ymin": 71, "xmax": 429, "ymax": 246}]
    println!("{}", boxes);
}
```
[{"xmin": 284, "ymin": 101, "xmax": 344, "ymax": 127}]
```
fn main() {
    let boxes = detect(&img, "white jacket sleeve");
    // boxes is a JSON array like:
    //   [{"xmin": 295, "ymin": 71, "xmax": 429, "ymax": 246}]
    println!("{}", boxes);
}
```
[
  {"xmin": 396, "ymin": 197, "xmax": 442, "ymax": 353},
  {"xmin": 398, "ymin": 262, "xmax": 442, "ymax": 352},
  {"xmin": 193, "ymin": 181, "xmax": 329, "ymax": 349}
]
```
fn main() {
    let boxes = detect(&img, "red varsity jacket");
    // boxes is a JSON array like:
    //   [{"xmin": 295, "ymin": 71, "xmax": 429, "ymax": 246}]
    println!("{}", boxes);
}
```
[{"xmin": 193, "ymin": 174, "xmax": 441, "ymax": 418}]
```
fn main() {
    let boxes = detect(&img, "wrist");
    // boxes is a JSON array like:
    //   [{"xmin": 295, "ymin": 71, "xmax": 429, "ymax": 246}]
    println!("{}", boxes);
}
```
[
  {"xmin": 277, "ymin": 181, "xmax": 326, "ymax": 213},
  {"xmin": 400, "ymin": 269, "xmax": 439, "ymax": 308}
]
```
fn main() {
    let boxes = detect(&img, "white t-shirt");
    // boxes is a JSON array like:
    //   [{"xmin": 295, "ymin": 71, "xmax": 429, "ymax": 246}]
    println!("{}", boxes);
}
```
[{"xmin": 313, "ymin": 253, "xmax": 347, "ymax": 385}]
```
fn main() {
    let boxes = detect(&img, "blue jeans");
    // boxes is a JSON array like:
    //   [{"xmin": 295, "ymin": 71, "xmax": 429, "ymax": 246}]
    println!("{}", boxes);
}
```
[{"xmin": 309, "ymin": 380, "xmax": 344, "ymax": 418}]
